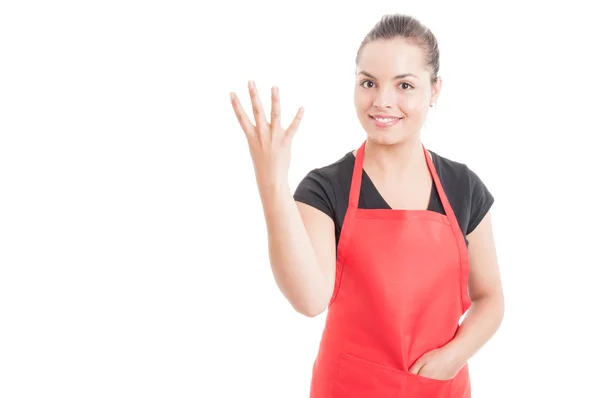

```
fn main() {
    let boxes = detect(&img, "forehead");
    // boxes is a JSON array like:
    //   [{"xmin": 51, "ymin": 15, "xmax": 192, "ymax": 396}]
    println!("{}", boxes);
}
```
[{"xmin": 357, "ymin": 38, "xmax": 427, "ymax": 77}]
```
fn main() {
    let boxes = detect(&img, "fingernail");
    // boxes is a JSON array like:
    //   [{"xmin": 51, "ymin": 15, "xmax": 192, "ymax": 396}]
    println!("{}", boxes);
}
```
[
  {"xmin": 248, "ymin": 80, "xmax": 255, "ymax": 89},
  {"xmin": 230, "ymin": 92, "xmax": 235, "ymax": 100}
]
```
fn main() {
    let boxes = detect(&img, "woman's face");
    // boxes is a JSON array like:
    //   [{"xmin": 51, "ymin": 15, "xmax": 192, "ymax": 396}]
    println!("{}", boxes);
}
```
[{"xmin": 354, "ymin": 38, "xmax": 441, "ymax": 146}]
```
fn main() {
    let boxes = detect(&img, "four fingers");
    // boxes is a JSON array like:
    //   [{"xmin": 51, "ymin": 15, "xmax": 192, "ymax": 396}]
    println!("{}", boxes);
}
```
[{"xmin": 230, "ymin": 81, "xmax": 303, "ymax": 140}]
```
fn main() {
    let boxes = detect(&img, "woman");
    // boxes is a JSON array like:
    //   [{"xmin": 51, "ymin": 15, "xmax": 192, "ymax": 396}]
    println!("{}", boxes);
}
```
[{"xmin": 230, "ymin": 13, "xmax": 504, "ymax": 398}]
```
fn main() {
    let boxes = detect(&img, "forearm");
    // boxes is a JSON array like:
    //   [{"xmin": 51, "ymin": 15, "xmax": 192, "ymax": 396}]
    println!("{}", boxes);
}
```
[
  {"xmin": 259, "ymin": 181, "xmax": 329, "ymax": 317},
  {"xmin": 445, "ymin": 293, "xmax": 505, "ymax": 366}
]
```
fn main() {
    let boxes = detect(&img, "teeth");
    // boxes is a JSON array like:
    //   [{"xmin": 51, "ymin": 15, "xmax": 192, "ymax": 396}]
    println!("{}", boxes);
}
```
[{"xmin": 375, "ymin": 117, "xmax": 397, "ymax": 122}]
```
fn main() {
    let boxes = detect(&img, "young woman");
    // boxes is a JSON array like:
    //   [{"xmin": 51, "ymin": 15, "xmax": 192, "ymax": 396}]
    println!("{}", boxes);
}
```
[{"xmin": 230, "ymin": 13, "xmax": 504, "ymax": 398}]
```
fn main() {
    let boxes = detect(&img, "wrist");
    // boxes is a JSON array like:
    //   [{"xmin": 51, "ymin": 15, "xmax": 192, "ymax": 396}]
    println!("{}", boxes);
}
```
[
  {"xmin": 257, "ymin": 176, "xmax": 289, "ymax": 195},
  {"xmin": 442, "ymin": 339, "xmax": 469, "ymax": 370},
  {"xmin": 257, "ymin": 177, "xmax": 290, "ymax": 207}
]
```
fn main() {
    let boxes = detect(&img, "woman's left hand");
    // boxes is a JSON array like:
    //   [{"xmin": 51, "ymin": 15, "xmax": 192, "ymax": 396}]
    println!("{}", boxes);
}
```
[{"xmin": 408, "ymin": 347, "xmax": 464, "ymax": 380}]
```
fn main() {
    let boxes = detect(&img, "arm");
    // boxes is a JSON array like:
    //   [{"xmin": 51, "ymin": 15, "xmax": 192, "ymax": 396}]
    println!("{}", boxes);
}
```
[
  {"xmin": 260, "ymin": 184, "xmax": 336, "ymax": 318},
  {"xmin": 230, "ymin": 82, "xmax": 336, "ymax": 318},
  {"xmin": 445, "ymin": 210, "xmax": 505, "ymax": 365}
]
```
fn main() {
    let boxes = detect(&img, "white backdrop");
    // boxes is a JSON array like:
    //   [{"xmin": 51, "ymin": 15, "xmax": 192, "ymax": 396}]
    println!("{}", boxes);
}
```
[{"xmin": 1, "ymin": 1, "xmax": 599, "ymax": 397}]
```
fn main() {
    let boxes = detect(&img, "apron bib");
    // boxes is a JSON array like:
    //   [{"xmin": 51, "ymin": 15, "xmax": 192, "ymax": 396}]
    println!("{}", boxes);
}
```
[{"xmin": 309, "ymin": 140, "xmax": 472, "ymax": 398}]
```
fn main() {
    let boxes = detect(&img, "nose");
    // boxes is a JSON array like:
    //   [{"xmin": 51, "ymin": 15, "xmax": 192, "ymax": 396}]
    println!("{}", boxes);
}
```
[{"xmin": 373, "ymin": 86, "xmax": 395, "ymax": 109}]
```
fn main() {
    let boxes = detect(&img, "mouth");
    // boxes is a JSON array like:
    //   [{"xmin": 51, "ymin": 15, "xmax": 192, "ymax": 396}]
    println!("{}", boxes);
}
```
[{"xmin": 369, "ymin": 115, "xmax": 403, "ymax": 128}]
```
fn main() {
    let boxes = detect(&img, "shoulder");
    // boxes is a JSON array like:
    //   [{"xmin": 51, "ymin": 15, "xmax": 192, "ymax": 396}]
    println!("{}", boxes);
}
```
[
  {"xmin": 429, "ymin": 150, "xmax": 473, "ymax": 198},
  {"xmin": 429, "ymin": 150, "xmax": 488, "ymax": 194},
  {"xmin": 429, "ymin": 150, "xmax": 467, "ymax": 178},
  {"xmin": 429, "ymin": 150, "xmax": 495, "ymax": 236},
  {"xmin": 293, "ymin": 150, "xmax": 355, "ymax": 219},
  {"xmin": 296, "ymin": 150, "xmax": 354, "ymax": 192},
  {"xmin": 312, "ymin": 150, "xmax": 355, "ymax": 179}
]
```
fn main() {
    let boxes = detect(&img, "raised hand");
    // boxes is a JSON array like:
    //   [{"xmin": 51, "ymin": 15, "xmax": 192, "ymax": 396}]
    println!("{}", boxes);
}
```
[{"xmin": 230, "ymin": 80, "xmax": 304, "ymax": 193}]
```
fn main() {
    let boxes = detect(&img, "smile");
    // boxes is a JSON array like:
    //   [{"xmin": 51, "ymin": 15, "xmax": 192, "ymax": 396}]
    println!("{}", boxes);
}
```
[{"xmin": 369, "ymin": 115, "xmax": 403, "ymax": 128}]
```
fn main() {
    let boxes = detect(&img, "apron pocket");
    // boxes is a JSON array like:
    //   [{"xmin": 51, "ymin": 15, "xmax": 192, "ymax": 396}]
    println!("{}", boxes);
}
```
[{"xmin": 333, "ymin": 352, "xmax": 453, "ymax": 398}]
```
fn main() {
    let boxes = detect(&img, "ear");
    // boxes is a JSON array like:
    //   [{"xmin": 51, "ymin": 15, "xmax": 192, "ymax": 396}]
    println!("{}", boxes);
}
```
[{"xmin": 431, "ymin": 76, "xmax": 442, "ymax": 104}]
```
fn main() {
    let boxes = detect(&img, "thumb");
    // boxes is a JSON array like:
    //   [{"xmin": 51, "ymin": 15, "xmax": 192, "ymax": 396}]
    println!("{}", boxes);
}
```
[{"xmin": 409, "ymin": 360, "xmax": 425, "ymax": 375}]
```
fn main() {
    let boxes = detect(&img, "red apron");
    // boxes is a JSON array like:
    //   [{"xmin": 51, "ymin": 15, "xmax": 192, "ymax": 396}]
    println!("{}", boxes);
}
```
[{"xmin": 309, "ymin": 140, "xmax": 472, "ymax": 398}]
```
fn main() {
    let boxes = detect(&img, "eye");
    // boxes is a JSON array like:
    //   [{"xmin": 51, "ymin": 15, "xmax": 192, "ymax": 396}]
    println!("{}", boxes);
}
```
[
  {"xmin": 360, "ymin": 80, "xmax": 375, "ymax": 89},
  {"xmin": 399, "ymin": 82, "xmax": 414, "ymax": 90}
]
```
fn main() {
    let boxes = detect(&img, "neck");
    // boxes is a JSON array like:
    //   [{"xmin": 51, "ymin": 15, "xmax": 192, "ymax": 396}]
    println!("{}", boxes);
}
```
[{"xmin": 362, "ymin": 136, "xmax": 426, "ymax": 177}]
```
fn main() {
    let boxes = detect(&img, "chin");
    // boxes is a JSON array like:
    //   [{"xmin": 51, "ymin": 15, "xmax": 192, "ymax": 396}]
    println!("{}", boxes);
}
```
[{"xmin": 365, "ymin": 128, "xmax": 414, "ymax": 147}]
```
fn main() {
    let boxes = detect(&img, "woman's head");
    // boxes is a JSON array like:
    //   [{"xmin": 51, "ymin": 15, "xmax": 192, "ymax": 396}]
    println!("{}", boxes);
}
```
[{"xmin": 354, "ymin": 14, "xmax": 442, "ymax": 146}]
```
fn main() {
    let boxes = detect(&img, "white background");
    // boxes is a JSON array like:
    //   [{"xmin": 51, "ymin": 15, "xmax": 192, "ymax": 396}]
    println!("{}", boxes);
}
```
[{"xmin": 1, "ymin": 1, "xmax": 599, "ymax": 397}]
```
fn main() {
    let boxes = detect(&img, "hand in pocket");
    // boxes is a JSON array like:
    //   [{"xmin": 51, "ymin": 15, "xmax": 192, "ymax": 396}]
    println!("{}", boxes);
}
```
[{"xmin": 408, "ymin": 347, "xmax": 464, "ymax": 381}]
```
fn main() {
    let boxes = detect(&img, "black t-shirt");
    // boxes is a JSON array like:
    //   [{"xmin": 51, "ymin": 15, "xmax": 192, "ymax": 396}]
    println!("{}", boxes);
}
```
[{"xmin": 293, "ymin": 149, "xmax": 494, "ymax": 247}]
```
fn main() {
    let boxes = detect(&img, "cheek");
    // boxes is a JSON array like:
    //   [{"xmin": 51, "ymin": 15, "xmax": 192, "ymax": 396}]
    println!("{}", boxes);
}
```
[
  {"xmin": 396, "ymin": 93, "xmax": 428, "ymax": 114},
  {"xmin": 354, "ymin": 91, "xmax": 372, "ymax": 111}
]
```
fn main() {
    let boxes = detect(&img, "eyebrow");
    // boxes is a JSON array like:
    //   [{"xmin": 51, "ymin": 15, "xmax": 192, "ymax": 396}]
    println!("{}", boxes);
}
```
[{"xmin": 358, "ymin": 71, "xmax": 419, "ymax": 80}]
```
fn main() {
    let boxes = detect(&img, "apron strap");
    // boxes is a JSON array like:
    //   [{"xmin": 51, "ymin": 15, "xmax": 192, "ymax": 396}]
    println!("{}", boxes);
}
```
[
  {"xmin": 349, "ymin": 139, "xmax": 457, "ymax": 221},
  {"xmin": 348, "ymin": 140, "xmax": 367, "ymax": 211},
  {"xmin": 424, "ymin": 145, "xmax": 456, "ymax": 221}
]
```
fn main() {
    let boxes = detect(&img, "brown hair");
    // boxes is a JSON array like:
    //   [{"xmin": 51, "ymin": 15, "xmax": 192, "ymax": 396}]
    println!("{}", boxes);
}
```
[{"xmin": 356, "ymin": 14, "xmax": 440, "ymax": 85}]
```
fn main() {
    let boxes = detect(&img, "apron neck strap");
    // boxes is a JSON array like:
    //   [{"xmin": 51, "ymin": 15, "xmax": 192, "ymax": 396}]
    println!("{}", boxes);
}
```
[
  {"xmin": 348, "ymin": 140, "xmax": 367, "ymax": 210},
  {"xmin": 349, "ymin": 139, "xmax": 456, "ymax": 219}
]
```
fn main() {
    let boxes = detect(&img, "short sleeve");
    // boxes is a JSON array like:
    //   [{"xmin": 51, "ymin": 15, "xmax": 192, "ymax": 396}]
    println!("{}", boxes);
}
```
[
  {"xmin": 293, "ymin": 169, "xmax": 336, "ymax": 221},
  {"xmin": 466, "ymin": 167, "xmax": 495, "ymax": 235}
]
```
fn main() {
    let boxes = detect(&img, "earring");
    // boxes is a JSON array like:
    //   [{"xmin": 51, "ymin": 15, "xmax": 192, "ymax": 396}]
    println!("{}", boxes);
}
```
[{"xmin": 430, "ymin": 102, "xmax": 435, "ymax": 107}]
